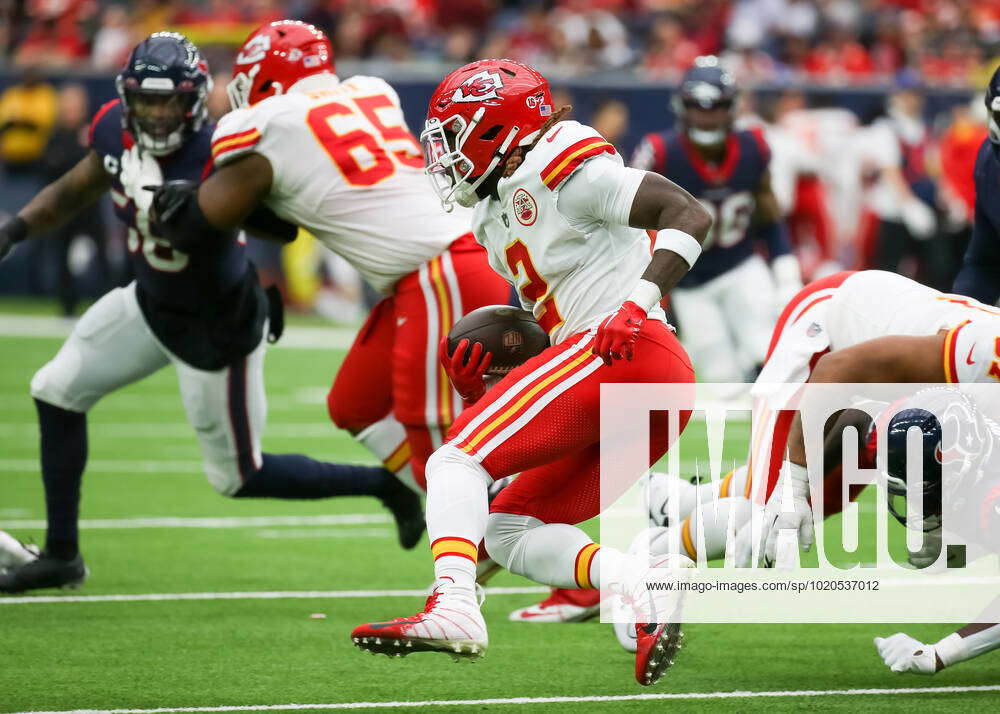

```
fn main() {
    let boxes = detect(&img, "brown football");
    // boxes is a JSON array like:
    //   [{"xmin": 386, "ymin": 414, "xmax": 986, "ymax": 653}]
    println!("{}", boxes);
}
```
[{"xmin": 447, "ymin": 305, "xmax": 550, "ymax": 376}]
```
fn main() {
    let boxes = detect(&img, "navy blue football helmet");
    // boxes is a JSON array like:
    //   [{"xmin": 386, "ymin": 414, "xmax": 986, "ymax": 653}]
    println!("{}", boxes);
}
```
[
  {"xmin": 672, "ymin": 56, "xmax": 738, "ymax": 146},
  {"xmin": 879, "ymin": 389, "xmax": 996, "ymax": 531},
  {"xmin": 986, "ymin": 63, "xmax": 1000, "ymax": 154},
  {"xmin": 115, "ymin": 32, "xmax": 212, "ymax": 156}
]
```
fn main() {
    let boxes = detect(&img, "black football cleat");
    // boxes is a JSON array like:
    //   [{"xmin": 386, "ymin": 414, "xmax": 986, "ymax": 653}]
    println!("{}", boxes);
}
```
[
  {"xmin": 0, "ymin": 552, "xmax": 88, "ymax": 594},
  {"xmin": 380, "ymin": 481, "xmax": 426, "ymax": 550}
]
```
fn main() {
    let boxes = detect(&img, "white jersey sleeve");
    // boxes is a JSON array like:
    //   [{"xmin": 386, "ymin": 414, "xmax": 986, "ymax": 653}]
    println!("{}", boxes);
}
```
[
  {"xmin": 555, "ymin": 155, "xmax": 645, "ymax": 234},
  {"xmin": 946, "ymin": 318, "xmax": 1000, "ymax": 384}
]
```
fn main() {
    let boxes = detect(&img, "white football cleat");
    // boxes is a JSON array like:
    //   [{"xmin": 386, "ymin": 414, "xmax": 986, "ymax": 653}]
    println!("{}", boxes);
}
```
[
  {"xmin": 0, "ymin": 530, "xmax": 39, "ymax": 571},
  {"xmin": 352, "ymin": 578, "xmax": 488, "ymax": 660},
  {"xmin": 508, "ymin": 588, "xmax": 601, "ymax": 623}
]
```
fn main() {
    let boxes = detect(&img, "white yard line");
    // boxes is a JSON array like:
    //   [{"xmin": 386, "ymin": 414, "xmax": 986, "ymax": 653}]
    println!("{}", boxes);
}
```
[
  {"xmin": 0, "ymin": 514, "xmax": 391, "ymax": 529},
  {"xmin": 12, "ymin": 686, "xmax": 1000, "ymax": 713},
  {"xmin": 0, "ymin": 586, "xmax": 550, "ymax": 605},
  {"xmin": 0, "ymin": 423, "xmax": 343, "ymax": 438},
  {"xmin": 0, "ymin": 459, "xmax": 374, "ymax": 473},
  {"xmin": 0, "ymin": 315, "xmax": 358, "ymax": 350}
]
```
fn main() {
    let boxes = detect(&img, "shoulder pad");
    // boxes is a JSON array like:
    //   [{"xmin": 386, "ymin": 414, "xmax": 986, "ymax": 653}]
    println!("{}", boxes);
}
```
[
  {"xmin": 211, "ymin": 107, "xmax": 264, "ymax": 166},
  {"xmin": 532, "ymin": 121, "xmax": 618, "ymax": 192}
]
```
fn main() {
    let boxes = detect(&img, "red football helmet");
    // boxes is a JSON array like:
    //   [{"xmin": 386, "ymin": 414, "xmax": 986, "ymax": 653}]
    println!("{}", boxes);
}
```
[
  {"xmin": 227, "ymin": 20, "xmax": 334, "ymax": 109},
  {"xmin": 421, "ymin": 59, "xmax": 553, "ymax": 210}
]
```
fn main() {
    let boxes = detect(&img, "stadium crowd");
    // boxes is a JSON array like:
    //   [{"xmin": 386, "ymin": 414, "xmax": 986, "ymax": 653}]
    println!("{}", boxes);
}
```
[{"xmin": 0, "ymin": 0, "xmax": 997, "ymax": 85}]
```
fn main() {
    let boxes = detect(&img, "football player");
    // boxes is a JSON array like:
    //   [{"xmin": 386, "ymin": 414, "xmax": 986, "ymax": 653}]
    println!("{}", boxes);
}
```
[
  {"xmin": 351, "ymin": 59, "xmax": 713, "ymax": 686},
  {"xmin": 631, "ymin": 57, "xmax": 801, "ymax": 383},
  {"xmin": 0, "ymin": 33, "xmax": 421, "ymax": 594},
  {"xmin": 871, "ymin": 392, "xmax": 1000, "ymax": 674},
  {"xmin": 157, "ymin": 21, "xmax": 511, "ymax": 498},
  {"xmin": 952, "ymin": 64, "xmax": 1000, "ymax": 306}
]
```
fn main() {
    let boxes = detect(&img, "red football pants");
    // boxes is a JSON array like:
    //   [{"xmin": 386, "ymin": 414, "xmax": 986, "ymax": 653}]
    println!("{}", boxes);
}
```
[
  {"xmin": 327, "ymin": 233, "xmax": 511, "ymax": 488},
  {"xmin": 446, "ymin": 321, "xmax": 695, "ymax": 525}
]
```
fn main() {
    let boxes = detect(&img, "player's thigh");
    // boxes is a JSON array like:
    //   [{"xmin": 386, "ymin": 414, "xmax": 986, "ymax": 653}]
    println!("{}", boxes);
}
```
[
  {"xmin": 721, "ymin": 255, "xmax": 776, "ymax": 366},
  {"xmin": 328, "ymin": 297, "xmax": 395, "ymax": 431},
  {"xmin": 390, "ymin": 256, "xmax": 464, "ymax": 443},
  {"xmin": 448, "ymin": 323, "xmax": 694, "ymax": 480},
  {"xmin": 490, "ymin": 445, "xmax": 601, "ymax": 525},
  {"xmin": 30, "ymin": 282, "xmax": 169, "ymax": 412},
  {"xmin": 171, "ymin": 333, "xmax": 267, "ymax": 496},
  {"xmin": 672, "ymin": 283, "xmax": 738, "ymax": 382}
]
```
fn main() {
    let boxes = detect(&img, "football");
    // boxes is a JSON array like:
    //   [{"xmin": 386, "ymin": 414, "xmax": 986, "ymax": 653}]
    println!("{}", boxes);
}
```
[{"xmin": 447, "ymin": 305, "xmax": 550, "ymax": 375}]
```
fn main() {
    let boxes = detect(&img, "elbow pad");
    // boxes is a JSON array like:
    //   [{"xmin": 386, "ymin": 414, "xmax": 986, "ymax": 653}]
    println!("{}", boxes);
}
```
[{"xmin": 150, "ymin": 180, "xmax": 233, "ymax": 253}]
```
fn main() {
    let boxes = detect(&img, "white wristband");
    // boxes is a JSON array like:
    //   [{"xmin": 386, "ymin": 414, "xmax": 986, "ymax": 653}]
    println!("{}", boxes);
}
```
[
  {"xmin": 934, "ymin": 632, "xmax": 968, "ymax": 668},
  {"xmin": 654, "ymin": 228, "xmax": 701, "ymax": 268},
  {"xmin": 626, "ymin": 279, "xmax": 662, "ymax": 313}
]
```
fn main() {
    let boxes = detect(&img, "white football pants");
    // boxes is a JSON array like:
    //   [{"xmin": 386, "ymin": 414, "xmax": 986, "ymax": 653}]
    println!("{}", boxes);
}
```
[
  {"xmin": 30, "ymin": 281, "xmax": 267, "ymax": 496},
  {"xmin": 671, "ymin": 254, "xmax": 776, "ymax": 383}
]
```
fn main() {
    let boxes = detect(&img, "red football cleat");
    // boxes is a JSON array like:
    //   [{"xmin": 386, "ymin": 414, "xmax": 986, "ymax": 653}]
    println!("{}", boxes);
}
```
[
  {"xmin": 634, "ymin": 621, "xmax": 684, "ymax": 685},
  {"xmin": 352, "ymin": 578, "xmax": 488, "ymax": 660},
  {"xmin": 508, "ymin": 587, "xmax": 601, "ymax": 623}
]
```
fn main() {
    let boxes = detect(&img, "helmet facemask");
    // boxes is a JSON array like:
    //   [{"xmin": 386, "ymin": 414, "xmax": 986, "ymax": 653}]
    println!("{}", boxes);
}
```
[
  {"xmin": 117, "ymin": 76, "xmax": 211, "ymax": 157},
  {"xmin": 421, "ymin": 108, "xmax": 520, "ymax": 211}
]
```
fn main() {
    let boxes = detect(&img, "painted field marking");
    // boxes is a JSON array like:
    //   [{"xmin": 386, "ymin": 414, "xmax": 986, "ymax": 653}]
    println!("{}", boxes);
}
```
[
  {"xmin": 0, "ymin": 586, "xmax": 550, "ymax": 605},
  {"xmin": 11, "ymin": 685, "xmax": 1000, "ymax": 713},
  {"xmin": 0, "ymin": 514, "xmax": 391, "ymax": 530}
]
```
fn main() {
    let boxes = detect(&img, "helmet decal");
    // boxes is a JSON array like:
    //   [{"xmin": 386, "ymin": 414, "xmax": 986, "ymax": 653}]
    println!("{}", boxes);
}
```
[
  {"xmin": 452, "ymin": 70, "xmax": 505, "ymax": 103},
  {"xmin": 236, "ymin": 35, "xmax": 271, "ymax": 65}
]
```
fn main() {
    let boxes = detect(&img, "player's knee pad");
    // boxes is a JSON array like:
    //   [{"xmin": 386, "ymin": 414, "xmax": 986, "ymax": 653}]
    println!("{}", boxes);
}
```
[
  {"xmin": 425, "ymin": 444, "xmax": 492, "ymax": 489},
  {"xmin": 30, "ymin": 362, "xmax": 81, "ymax": 412},
  {"xmin": 203, "ymin": 460, "xmax": 244, "ymax": 497},
  {"xmin": 484, "ymin": 512, "xmax": 544, "ymax": 572}
]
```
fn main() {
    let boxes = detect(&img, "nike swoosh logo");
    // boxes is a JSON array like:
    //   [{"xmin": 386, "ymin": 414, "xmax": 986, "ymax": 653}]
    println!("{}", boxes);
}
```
[
  {"xmin": 367, "ymin": 620, "xmax": 421, "ymax": 629},
  {"xmin": 966, "ymin": 344, "xmax": 976, "ymax": 365},
  {"xmin": 546, "ymin": 127, "xmax": 563, "ymax": 143}
]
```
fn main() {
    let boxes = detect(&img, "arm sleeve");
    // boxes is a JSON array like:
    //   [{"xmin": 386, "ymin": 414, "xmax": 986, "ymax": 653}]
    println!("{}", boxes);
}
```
[{"xmin": 555, "ymin": 154, "xmax": 646, "ymax": 231}]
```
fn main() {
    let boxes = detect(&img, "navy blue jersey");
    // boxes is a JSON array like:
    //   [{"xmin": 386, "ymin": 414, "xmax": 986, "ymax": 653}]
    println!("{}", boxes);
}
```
[
  {"xmin": 953, "ymin": 139, "xmax": 1000, "ymax": 306},
  {"xmin": 89, "ymin": 99, "xmax": 249, "ymax": 310},
  {"xmin": 632, "ymin": 128, "xmax": 771, "ymax": 287},
  {"xmin": 89, "ymin": 100, "xmax": 266, "ymax": 369}
]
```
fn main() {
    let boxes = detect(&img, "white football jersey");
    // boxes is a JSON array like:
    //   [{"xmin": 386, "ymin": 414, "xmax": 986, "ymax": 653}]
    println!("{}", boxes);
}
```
[
  {"xmin": 211, "ymin": 73, "xmax": 469, "ymax": 294},
  {"xmin": 825, "ymin": 271, "xmax": 998, "ymax": 350},
  {"xmin": 471, "ymin": 120, "xmax": 665, "ymax": 345}
]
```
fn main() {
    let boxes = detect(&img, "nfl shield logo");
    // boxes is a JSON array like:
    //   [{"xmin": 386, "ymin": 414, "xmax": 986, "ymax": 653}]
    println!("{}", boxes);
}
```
[
  {"xmin": 503, "ymin": 330, "xmax": 524, "ymax": 354},
  {"xmin": 807, "ymin": 322, "xmax": 822, "ymax": 337}
]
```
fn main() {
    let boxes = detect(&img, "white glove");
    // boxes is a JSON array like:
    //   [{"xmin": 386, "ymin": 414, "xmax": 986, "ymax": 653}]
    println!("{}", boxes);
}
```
[
  {"xmin": 762, "ymin": 461, "xmax": 813, "ymax": 566},
  {"xmin": 119, "ymin": 145, "xmax": 163, "ymax": 216},
  {"xmin": 874, "ymin": 633, "xmax": 939, "ymax": 674},
  {"xmin": 899, "ymin": 198, "xmax": 936, "ymax": 241}
]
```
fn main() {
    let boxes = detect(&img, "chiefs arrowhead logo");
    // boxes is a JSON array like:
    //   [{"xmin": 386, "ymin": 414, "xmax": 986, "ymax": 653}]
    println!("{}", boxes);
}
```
[
  {"xmin": 236, "ymin": 35, "xmax": 271, "ymax": 65},
  {"xmin": 513, "ymin": 188, "xmax": 537, "ymax": 226},
  {"xmin": 451, "ymin": 70, "xmax": 504, "ymax": 103}
]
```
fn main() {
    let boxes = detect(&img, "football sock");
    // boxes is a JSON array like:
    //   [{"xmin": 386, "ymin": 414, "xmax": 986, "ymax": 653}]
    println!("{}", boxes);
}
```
[
  {"xmin": 35, "ymin": 399, "xmax": 87, "ymax": 561},
  {"xmin": 488, "ymin": 511, "xmax": 602, "ymax": 589},
  {"xmin": 356, "ymin": 416, "xmax": 420, "ymax": 493},
  {"xmin": 649, "ymin": 466, "xmax": 750, "ymax": 524},
  {"xmin": 234, "ymin": 453, "xmax": 397, "ymax": 499},
  {"xmin": 426, "ymin": 445, "xmax": 492, "ymax": 586},
  {"xmin": 646, "ymin": 496, "xmax": 752, "ymax": 561}
]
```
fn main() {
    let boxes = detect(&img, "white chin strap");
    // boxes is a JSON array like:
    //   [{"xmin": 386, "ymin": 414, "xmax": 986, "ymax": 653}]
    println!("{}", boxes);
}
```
[{"xmin": 687, "ymin": 127, "xmax": 727, "ymax": 146}]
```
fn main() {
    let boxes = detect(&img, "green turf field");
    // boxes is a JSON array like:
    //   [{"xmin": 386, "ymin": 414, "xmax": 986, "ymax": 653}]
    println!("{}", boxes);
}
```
[{"xmin": 1, "ymin": 309, "xmax": 998, "ymax": 713}]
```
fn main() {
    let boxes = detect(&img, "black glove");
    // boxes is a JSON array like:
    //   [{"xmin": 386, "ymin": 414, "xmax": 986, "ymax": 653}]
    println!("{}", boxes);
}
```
[
  {"xmin": 0, "ymin": 216, "xmax": 28, "ymax": 261},
  {"xmin": 144, "ymin": 180, "xmax": 231, "ymax": 253}
]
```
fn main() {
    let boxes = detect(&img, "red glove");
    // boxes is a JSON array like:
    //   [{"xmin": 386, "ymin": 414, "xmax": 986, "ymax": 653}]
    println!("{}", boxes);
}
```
[
  {"xmin": 593, "ymin": 301, "xmax": 647, "ymax": 366},
  {"xmin": 439, "ymin": 337, "xmax": 493, "ymax": 404}
]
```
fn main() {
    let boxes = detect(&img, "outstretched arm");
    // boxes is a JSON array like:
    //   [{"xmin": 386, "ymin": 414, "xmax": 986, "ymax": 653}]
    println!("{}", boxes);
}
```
[{"xmin": 0, "ymin": 150, "xmax": 109, "ymax": 259}]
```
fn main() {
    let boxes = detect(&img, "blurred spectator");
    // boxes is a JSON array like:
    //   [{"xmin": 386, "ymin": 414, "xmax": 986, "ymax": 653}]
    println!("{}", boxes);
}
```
[
  {"xmin": 37, "ymin": 83, "xmax": 111, "ymax": 316},
  {"xmin": 643, "ymin": 15, "xmax": 700, "ymax": 79},
  {"xmin": 207, "ymin": 71, "xmax": 232, "ymax": 121},
  {"xmin": 861, "ymin": 85, "xmax": 952, "ymax": 290},
  {"xmin": 937, "ymin": 96, "xmax": 989, "ymax": 279},
  {"xmin": 590, "ymin": 98, "xmax": 629, "ymax": 151},
  {"xmin": 0, "ymin": 68, "xmax": 57, "ymax": 170},
  {"xmin": 90, "ymin": 4, "xmax": 134, "ymax": 71},
  {"xmin": 14, "ymin": 0, "xmax": 95, "ymax": 68}
]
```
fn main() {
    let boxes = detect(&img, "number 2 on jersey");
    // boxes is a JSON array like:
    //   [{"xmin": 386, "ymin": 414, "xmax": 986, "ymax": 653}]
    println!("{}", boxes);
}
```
[
  {"xmin": 306, "ymin": 93, "xmax": 422, "ymax": 187},
  {"xmin": 505, "ymin": 239, "xmax": 564, "ymax": 335}
]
